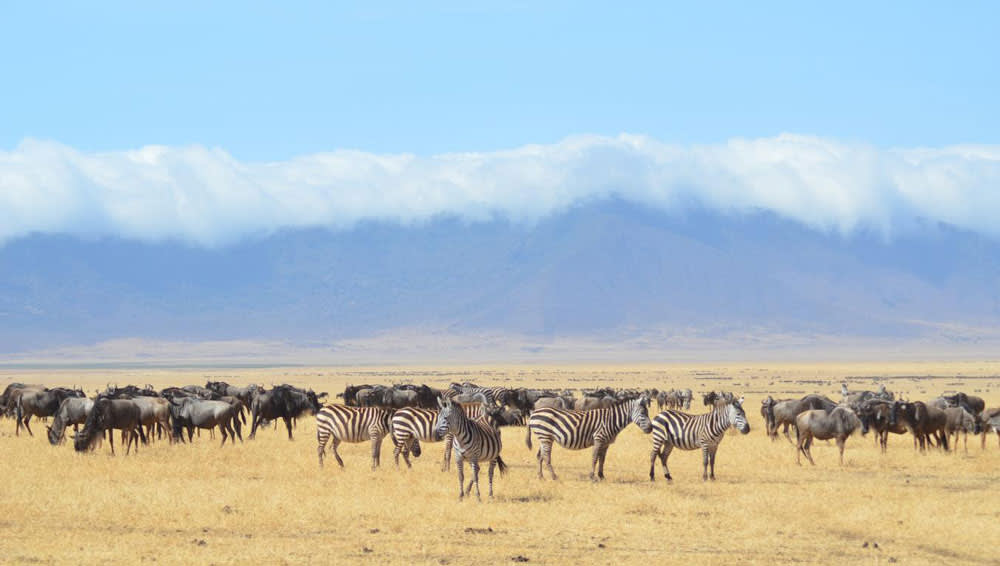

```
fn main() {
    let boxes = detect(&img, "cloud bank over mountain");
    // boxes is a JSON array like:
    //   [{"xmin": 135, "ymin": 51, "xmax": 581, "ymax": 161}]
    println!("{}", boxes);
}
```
[{"xmin": 3, "ymin": 134, "xmax": 999, "ymax": 247}]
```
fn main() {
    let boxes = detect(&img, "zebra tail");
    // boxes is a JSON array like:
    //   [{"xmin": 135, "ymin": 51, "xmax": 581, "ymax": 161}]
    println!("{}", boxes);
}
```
[
  {"xmin": 525, "ymin": 424, "xmax": 532, "ymax": 450},
  {"xmin": 496, "ymin": 454, "xmax": 508, "ymax": 476}
]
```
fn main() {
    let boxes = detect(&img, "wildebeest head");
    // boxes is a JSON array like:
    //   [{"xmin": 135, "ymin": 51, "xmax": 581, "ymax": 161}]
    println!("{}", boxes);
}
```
[{"xmin": 703, "ymin": 391, "xmax": 718, "ymax": 406}]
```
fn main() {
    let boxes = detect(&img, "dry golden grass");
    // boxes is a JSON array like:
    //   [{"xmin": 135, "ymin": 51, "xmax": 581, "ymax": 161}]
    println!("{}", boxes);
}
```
[{"xmin": 1, "ymin": 362, "xmax": 998, "ymax": 566}]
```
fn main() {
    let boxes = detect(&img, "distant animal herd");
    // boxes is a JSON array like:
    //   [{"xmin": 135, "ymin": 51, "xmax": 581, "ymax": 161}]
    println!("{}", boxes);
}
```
[{"xmin": 2, "ymin": 379, "xmax": 997, "ymax": 500}]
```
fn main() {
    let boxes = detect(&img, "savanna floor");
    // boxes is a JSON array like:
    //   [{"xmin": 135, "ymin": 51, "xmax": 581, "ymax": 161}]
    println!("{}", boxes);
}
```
[{"xmin": 0, "ymin": 362, "xmax": 998, "ymax": 566}]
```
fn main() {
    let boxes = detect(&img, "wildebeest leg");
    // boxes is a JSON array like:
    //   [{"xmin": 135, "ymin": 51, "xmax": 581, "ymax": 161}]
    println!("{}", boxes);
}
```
[
  {"xmin": 803, "ymin": 437, "xmax": 815, "ymax": 465},
  {"xmin": 220, "ymin": 423, "xmax": 229, "ymax": 447},
  {"xmin": 108, "ymin": 429, "xmax": 116, "ymax": 455},
  {"xmin": 837, "ymin": 437, "xmax": 846, "ymax": 465},
  {"xmin": 233, "ymin": 417, "xmax": 243, "ymax": 442},
  {"xmin": 782, "ymin": 423, "xmax": 793, "ymax": 444},
  {"xmin": 879, "ymin": 430, "xmax": 888, "ymax": 453},
  {"xmin": 331, "ymin": 437, "xmax": 345, "ymax": 467},
  {"xmin": 23, "ymin": 415, "xmax": 33, "ymax": 437},
  {"xmin": 284, "ymin": 416, "xmax": 294, "ymax": 440}
]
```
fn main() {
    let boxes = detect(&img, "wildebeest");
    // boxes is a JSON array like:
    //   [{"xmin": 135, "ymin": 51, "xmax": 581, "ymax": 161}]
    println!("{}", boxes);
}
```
[
  {"xmin": 15, "ymin": 388, "xmax": 84, "ymax": 436},
  {"xmin": 795, "ymin": 406, "xmax": 866, "ymax": 465},
  {"xmin": 205, "ymin": 381, "xmax": 261, "ymax": 408},
  {"xmin": 761, "ymin": 394, "xmax": 838, "ymax": 442},
  {"xmin": 1, "ymin": 383, "xmax": 44, "ymax": 416},
  {"xmin": 939, "ymin": 392, "xmax": 986, "ymax": 417},
  {"xmin": 47, "ymin": 397, "xmax": 95, "ymax": 445},
  {"xmin": 981, "ymin": 408, "xmax": 1000, "ymax": 449},
  {"xmin": 890, "ymin": 401, "xmax": 949, "ymax": 452},
  {"xmin": 249, "ymin": 385, "xmax": 322, "ymax": 440},
  {"xmin": 169, "ymin": 397, "xmax": 242, "ymax": 445},
  {"xmin": 73, "ymin": 398, "xmax": 146, "ymax": 455},
  {"xmin": 943, "ymin": 406, "xmax": 979, "ymax": 453},
  {"xmin": 574, "ymin": 395, "xmax": 616, "ymax": 411},
  {"xmin": 532, "ymin": 396, "xmax": 572, "ymax": 411},
  {"xmin": 856, "ymin": 399, "xmax": 907, "ymax": 453}
]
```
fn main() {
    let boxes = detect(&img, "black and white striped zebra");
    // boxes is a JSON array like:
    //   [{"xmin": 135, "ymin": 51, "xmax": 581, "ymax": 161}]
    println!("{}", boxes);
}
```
[
  {"xmin": 434, "ymin": 397, "xmax": 506, "ymax": 499},
  {"xmin": 649, "ymin": 396, "xmax": 750, "ymax": 482},
  {"xmin": 444, "ymin": 383, "xmax": 513, "ymax": 406},
  {"xmin": 316, "ymin": 404, "xmax": 392, "ymax": 470},
  {"xmin": 526, "ymin": 394, "xmax": 652, "ymax": 481},
  {"xmin": 390, "ymin": 401, "xmax": 500, "ymax": 470}
]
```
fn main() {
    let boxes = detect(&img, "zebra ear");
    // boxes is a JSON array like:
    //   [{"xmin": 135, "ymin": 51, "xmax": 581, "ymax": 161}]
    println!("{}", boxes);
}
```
[{"xmin": 437, "ymin": 397, "xmax": 446, "ymax": 409}]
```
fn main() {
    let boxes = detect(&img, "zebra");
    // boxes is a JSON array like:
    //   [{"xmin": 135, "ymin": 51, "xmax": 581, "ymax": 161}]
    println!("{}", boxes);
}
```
[
  {"xmin": 390, "ymin": 400, "xmax": 503, "ymax": 470},
  {"xmin": 649, "ymin": 396, "xmax": 750, "ymax": 482},
  {"xmin": 444, "ymin": 383, "xmax": 513, "ymax": 406},
  {"xmin": 315, "ymin": 404, "xmax": 392, "ymax": 470},
  {"xmin": 526, "ymin": 394, "xmax": 652, "ymax": 481},
  {"xmin": 434, "ymin": 397, "xmax": 506, "ymax": 500}
]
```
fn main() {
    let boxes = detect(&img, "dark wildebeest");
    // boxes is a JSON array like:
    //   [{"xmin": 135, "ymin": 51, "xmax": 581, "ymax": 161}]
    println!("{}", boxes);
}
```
[
  {"xmin": 980, "ymin": 408, "xmax": 1000, "ymax": 449},
  {"xmin": 2, "ymin": 383, "xmax": 44, "ymax": 416},
  {"xmin": 795, "ymin": 406, "xmax": 866, "ymax": 465},
  {"xmin": 73, "ymin": 398, "xmax": 146, "ymax": 455},
  {"xmin": 15, "ymin": 388, "xmax": 84, "ymax": 436},
  {"xmin": 47, "ymin": 397, "xmax": 95, "ymax": 445},
  {"xmin": 943, "ymin": 406, "xmax": 980, "ymax": 453},
  {"xmin": 206, "ymin": 381, "xmax": 261, "ymax": 408},
  {"xmin": 762, "ymin": 394, "xmax": 838, "ymax": 442},
  {"xmin": 574, "ymin": 395, "xmax": 616, "ymax": 411},
  {"xmin": 856, "ymin": 399, "xmax": 907, "ymax": 453},
  {"xmin": 249, "ymin": 385, "xmax": 322, "ymax": 440},
  {"xmin": 938, "ymin": 392, "xmax": 986, "ymax": 417},
  {"xmin": 169, "ymin": 397, "xmax": 242, "ymax": 445},
  {"xmin": 890, "ymin": 401, "xmax": 949, "ymax": 452}
]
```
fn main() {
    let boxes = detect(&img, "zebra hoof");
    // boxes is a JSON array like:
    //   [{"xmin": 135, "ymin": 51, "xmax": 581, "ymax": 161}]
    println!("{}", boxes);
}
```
[{"xmin": 665, "ymin": 474, "xmax": 672, "ymax": 481}]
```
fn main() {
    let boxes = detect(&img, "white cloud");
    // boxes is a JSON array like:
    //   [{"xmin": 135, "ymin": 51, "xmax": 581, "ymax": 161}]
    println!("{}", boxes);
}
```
[{"xmin": 1, "ymin": 134, "xmax": 999, "ymax": 246}]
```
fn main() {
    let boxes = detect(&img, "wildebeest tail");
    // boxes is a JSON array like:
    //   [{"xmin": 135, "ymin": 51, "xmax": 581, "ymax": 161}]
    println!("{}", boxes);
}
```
[{"xmin": 496, "ymin": 454, "xmax": 508, "ymax": 476}]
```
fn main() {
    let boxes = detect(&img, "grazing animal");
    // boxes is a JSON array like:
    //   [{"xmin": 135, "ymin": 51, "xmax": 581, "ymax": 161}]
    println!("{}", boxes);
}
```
[
  {"xmin": 890, "ymin": 401, "xmax": 949, "ymax": 452},
  {"xmin": 649, "ymin": 397, "xmax": 750, "ymax": 482},
  {"xmin": 533, "ymin": 396, "xmax": 571, "ymax": 411},
  {"xmin": 795, "ymin": 407, "xmax": 866, "ymax": 466},
  {"xmin": 943, "ymin": 407, "xmax": 979, "ymax": 453},
  {"xmin": 980, "ymin": 408, "xmax": 1000, "ymax": 449},
  {"xmin": 573, "ymin": 395, "xmax": 616, "ymax": 411},
  {"xmin": 435, "ymin": 397, "xmax": 506, "ymax": 500},
  {"xmin": 250, "ymin": 385, "xmax": 322, "ymax": 440},
  {"xmin": 315, "ymin": 405, "xmax": 392, "ymax": 470},
  {"xmin": 762, "ymin": 394, "xmax": 838, "ymax": 443},
  {"xmin": 73, "ymin": 398, "xmax": 146, "ymax": 455},
  {"xmin": 1, "ymin": 383, "xmax": 44, "ymax": 416},
  {"xmin": 47, "ymin": 397, "xmax": 95, "ymax": 445},
  {"xmin": 526, "ymin": 395, "xmax": 652, "ymax": 481},
  {"xmin": 15, "ymin": 388, "xmax": 83, "ymax": 437},
  {"xmin": 856, "ymin": 399, "xmax": 906, "ymax": 453},
  {"xmin": 941, "ymin": 392, "xmax": 986, "ymax": 416},
  {"xmin": 169, "ymin": 398, "xmax": 241, "ymax": 445},
  {"xmin": 130, "ymin": 396, "xmax": 173, "ymax": 442}
]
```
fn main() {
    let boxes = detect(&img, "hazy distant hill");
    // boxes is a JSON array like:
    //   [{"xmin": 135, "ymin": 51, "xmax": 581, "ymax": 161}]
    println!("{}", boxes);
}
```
[{"xmin": 2, "ymin": 200, "xmax": 999, "ymax": 355}]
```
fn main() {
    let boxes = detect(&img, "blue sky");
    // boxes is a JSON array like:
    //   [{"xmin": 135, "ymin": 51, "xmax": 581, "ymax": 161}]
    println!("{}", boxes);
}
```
[
  {"xmin": 2, "ymin": 2, "xmax": 997, "ymax": 159},
  {"xmin": 1, "ymin": 2, "xmax": 998, "ymax": 248}
]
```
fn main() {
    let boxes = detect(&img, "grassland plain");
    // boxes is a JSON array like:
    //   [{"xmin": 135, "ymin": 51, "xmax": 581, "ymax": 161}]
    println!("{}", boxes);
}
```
[{"xmin": 0, "ymin": 362, "xmax": 998, "ymax": 566}]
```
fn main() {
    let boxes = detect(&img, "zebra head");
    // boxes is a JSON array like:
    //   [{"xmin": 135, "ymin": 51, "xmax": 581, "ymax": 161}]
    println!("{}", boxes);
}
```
[
  {"xmin": 435, "ymin": 397, "xmax": 456, "ymax": 438},
  {"xmin": 728, "ymin": 397, "xmax": 750, "ymax": 434},
  {"xmin": 631, "ymin": 395, "xmax": 653, "ymax": 434}
]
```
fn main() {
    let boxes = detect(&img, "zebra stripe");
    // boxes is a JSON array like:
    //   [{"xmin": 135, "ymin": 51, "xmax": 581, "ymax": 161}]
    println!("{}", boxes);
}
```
[
  {"xmin": 649, "ymin": 399, "xmax": 750, "ymax": 482},
  {"xmin": 526, "ymin": 395, "xmax": 652, "ymax": 481},
  {"xmin": 435, "ymin": 398, "xmax": 506, "ymax": 499},
  {"xmin": 316, "ymin": 404, "xmax": 392, "ymax": 470},
  {"xmin": 390, "ymin": 404, "xmax": 499, "ymax": 470}
]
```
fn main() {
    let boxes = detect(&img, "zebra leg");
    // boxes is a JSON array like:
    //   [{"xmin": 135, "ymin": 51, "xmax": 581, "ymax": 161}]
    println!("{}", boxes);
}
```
[
  {"xmin": 470, "ymin": 460, "xmax": 482, "ymax": 501},
  {"xmin": 701, "ymin": 446, "xmax": 710, "ymax": 480},
  {"xmin": 661, "ymin": 444, "xmax": 674, "ymax": 481},
  {"xmin": 442, "ymin": 434, "xmax": 453, "ymax": 472},
  {"xmin": 317, "ymin": 436, "xmax": 326, "ymax": 468},
  {"xmin": 488, "ymin": 460, "xmax": 496, "ymax": 498},
  {"xmin": 708, "ymin": 446, "xmax": 717, "ymax": 480},
  {"xmin": 393, "ymin": 437, "xmax": 404, "ymax": 468},
  {"xmin": 542, "ymin": 441, "xmax": 557, "ymax": 480},
  {"xmin": 596, "ymin": 445, "xmax": 609, "ymax": 480},
  {"xmin": 370, "ymin": 432, "xmax": 381, "ymax": 471},
  {"xmin": 649, "ymin": 440, "xmax": 661, "ymax": 481},
  {"xmin": 456, "ymin": 455, "xmax": 466, "ymax": 499},
  {"xmin": 331, "ymin": 437, "xmax": 345, "ymax": 467}
]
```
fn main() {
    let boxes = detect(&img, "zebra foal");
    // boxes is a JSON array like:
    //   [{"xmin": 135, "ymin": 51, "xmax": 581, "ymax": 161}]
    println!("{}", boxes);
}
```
[
  {"xmin": 649, "ymin": 396, "xmax": 750, "ymax": 482},
  {"xmin": 526, "ymin": 395, "xmax": 652, "ymax": 481},
  {"xmin": 316, "ymin": 404, "xmax": 392, "ymax": 470},
  {"xmin": 434, "ymin": 397, "xmax": 506, "ymax": 500}
]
